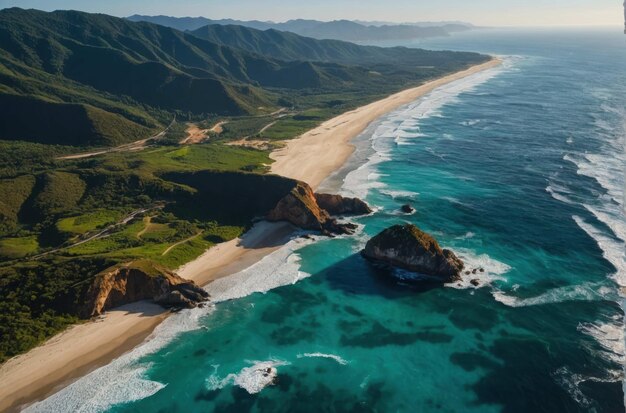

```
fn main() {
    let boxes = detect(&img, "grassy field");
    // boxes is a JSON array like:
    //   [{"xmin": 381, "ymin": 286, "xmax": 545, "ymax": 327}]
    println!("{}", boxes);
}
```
[
  {"xmin": 0, "ymin": 236, "xmax": 39, "ymax": 259},
  {"xmin": 56, "ymin": 209, "xmax": 125, "ymax": 235}
]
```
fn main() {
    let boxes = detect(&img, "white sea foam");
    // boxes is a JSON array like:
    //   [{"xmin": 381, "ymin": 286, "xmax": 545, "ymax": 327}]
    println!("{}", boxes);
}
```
[
  {"xmin": 565, "ymin": 151, "xmax": 625, "ymax": 206},
  {"xmin": 206, "ymin": 359, "xmax": 289, "ymax": 394},
  {"xmin": 25, "ymin": 306, "xmax": 212, "ymax": 413},
  {"xmin": 338, "ymin": 58, "xmax": 506, "ymax": 200},
  {"xmin": 449, "ymin": 249, "xmax": 510, "ymax": 289},
  {"xmin": 492, "ymin": 281, "xmax": 615, "ymax": 308},
  {"xmin": 545, "ymin": 183, "xmax": 576, "ymax": 205},
  {"xmin": 460, "ymin": 119, "xmax": 482, "ymax": 127},
  {"xmin": 297, "ymin": 352, "xmax": 349, "ymax": 365},
  {"xmin": 573, "ymin": 216, "xmax": 626, "ymax": 287},
  {"xmin": 553, "ymin": 364, "xmax": 623, "ymax": 409},
  {"xmin": 206, "ymin": 236, "xmax": 314, "ymax": 303},
  {"xmin": 583, "ymin": 203, "xmax": 626, "ymax": 243},
  {"xmin": 378, "ymin": 189, "xmax": 419, "ymax": 200},
  {"xmin": 553, "ymin": 366, "xmax": 596, "ymax": 408},
  {"xmin": 26, "ymin": 234, "xmax": 316, "ymax": 411},
  {"xmin": 578, "ymin": 316, "xmax": 625, "ymax": 365}
]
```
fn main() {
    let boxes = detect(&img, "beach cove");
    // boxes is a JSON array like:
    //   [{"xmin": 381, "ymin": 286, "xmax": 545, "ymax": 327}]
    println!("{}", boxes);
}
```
[{"xmin": 0, "ymin": 58, "xmax": 501, "ymax": 412}]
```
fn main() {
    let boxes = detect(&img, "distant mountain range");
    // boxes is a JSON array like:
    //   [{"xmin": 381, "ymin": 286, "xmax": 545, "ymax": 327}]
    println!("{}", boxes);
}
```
[
  {"xmin": 0, "ymin": 8, "xmax": 486, "ymax": 147},
  {"xmin": 127, "ymin": 15, "xmax": 473, "ymax": 42},
  {"xmin": 189, "ymin": 24, "xmax": 478, "ymax": 70}
]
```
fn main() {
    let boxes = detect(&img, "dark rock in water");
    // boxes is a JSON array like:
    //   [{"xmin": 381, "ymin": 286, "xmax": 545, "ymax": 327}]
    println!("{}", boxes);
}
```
[
  {"xmin": 472, "ymin": 269, "xmax": 477, "ymax": 274},
  {"xmin": 81, "ymin": 260, "xmax": 209, "ymax": 317},
  {"xmin": 315, "ymin": 193, "xmax": 372, "ymax": 216},
  {"xmin": 267, "ymin": 181, "xmax": 365, "ymax": 236},
  {"xmin": 155, "ymin": 290, "xmax": 196, "ymax": 309},
  {"xmin": 465, "ymin": 271, "xmax": 471, "ymax": 275},
  {"xmin": 470, "ymin": 279, "xmax": 480, "ymax": 287},
  {"xmin": 479, "ymin": 268, "xmax": 485, "ymax": 273},
  {"xmin": 401, "ymin": 204, "xmax": 415, "ymax": 214},
  {"xmin": 361, "ymin": 224, "xmax": 464, "ymax": 283}
]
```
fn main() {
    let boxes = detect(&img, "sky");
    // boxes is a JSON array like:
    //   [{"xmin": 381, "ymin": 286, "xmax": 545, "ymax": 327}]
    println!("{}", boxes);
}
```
[{"xmin": 0, "ymin": 0, "xmax": 621, "ymax": 26}]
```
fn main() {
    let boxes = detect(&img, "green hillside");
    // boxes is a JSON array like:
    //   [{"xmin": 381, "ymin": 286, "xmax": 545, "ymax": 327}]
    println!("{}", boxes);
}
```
[
  {"xmin": 0, "ymin": 8, "xmax": 379, "ymax": 147},
  {"xmin": 0, "ymin": 94, "xmax": 153, "ymax": 146},
  {"xmin": 0, "ymin": 7, "xmax": 492, "ymax": 363},
  {"xmin": 0, "ymin": 8, "xmax": 488, "ymax": 148},
  {"xmin": 190, "ymin": 24, "xmax": 487, "ymax": 74}
]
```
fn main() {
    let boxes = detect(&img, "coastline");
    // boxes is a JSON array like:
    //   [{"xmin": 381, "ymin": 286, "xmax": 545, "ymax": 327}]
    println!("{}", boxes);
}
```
[
  {"xmin": 0, "ymin": 57, "xmax": 501, "ymax": 412},
  {"xmin": 270, "ymin": 58, "xmax": 501, "ymax": 189}
]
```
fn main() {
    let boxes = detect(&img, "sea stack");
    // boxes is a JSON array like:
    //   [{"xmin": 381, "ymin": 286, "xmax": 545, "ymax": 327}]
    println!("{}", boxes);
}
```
[{"xmin": 361, "ymin": 224, "xmax": 464, "ymax": 282}]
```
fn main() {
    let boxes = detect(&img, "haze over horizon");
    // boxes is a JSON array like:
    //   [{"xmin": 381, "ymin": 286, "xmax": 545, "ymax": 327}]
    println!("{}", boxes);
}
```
[{"xmin": 0, "ymin": 0, "xmax": 620, "ymax": 27}]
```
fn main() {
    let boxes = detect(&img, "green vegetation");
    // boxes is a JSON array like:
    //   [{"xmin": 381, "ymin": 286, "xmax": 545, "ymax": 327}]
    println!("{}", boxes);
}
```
[
  {"xmin": 0, "ymin": 256, "xmax": 113, "ymax": 361},
  {"xmin": 27, "ymin": 171, "xmax": 87, "ymax": 222},
  {"xmin": 56, "ymin": 209, "xmax": 124, "ymax": 235},
  {"xmin": 0, "ymin": 7, "xmax": 490, "ymax": 363},
  {"xmin": 132, "ymin": 15, "xmax": 472, "ymax": 43},
  {"xmin": 0, "ymin": 174, "xmax": 36, "ymax": 235},
  {"xmin": 0, "ymin": 8, "xmax": 486, "ymax": 149},
  {"xmin": 0, "ymin": 236, "xmax": 39, "ymax": 259}
]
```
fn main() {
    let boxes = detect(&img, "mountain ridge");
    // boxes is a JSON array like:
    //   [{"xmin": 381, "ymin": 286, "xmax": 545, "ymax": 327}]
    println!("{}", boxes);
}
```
[{"xmin": 127, "ymin": 15, "xmax": 474, "ymax": 41}]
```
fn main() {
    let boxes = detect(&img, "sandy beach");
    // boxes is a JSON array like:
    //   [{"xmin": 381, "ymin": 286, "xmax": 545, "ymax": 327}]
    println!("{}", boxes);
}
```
[
  {"xmin": 0, "ymin": 58, "xmax": 500, "ymax": 412},
  {"xmin": 271, "ymin": 58, "xmax": 501, "ymax": 189}
]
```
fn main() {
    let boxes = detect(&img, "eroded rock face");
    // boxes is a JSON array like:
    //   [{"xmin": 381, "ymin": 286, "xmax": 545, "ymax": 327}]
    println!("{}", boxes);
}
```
[
  {"xmin": 361, "ymin": 224, "xmax": 464, "ymax": 282},
  {"xmin": 314, "ymin": 193, "xmax": 372, "ymax": 216},
  {"xmin": 267, "ymin": 182, "xmax": 367, "ymax": 235},
  {"xmin": 267, "ymin": 182, "xmax": 330, "ymax": 230},
  {"xmin": 81, "ymin": 260, "xmax": 209, "ymax": 317}
]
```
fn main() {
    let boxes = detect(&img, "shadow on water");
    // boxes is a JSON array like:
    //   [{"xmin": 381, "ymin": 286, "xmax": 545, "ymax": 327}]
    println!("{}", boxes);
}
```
[
  {"xmin": 317, "ymin": 252, "xmax": 443, "ymax": 299},
  {"xmin": 306, "ymin": 252, "xmax": 625, "ymax": 412}
]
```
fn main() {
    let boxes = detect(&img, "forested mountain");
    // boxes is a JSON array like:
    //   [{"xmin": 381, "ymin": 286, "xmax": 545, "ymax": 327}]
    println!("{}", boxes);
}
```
[
  {"xmin": 0, "ymin": 7, "xmax": 489, "ymax": 367},
  {"xmin": 190, "ymin": 24, "xmax": 483, "ymax": 70},
  {"xmin": 128, "ymin": 15, "xmax": 473, "ymax": 41},
  {"xmin": 0, "ymin": 8, "xmax": 377, "ymax": 146}
]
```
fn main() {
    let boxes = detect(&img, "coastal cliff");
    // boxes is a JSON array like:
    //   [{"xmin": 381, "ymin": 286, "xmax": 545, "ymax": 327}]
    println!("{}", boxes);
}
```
[
  {"xmin": 362, "ymin": 224, "xmax": 464, "ymax": 282},
  {"xmin": 81, "ymin": 260, "xmax": 209, "ymax": 317},
  {"xmin": 267, "ymin": 181, "xmax": 369, "ymax": 235}
]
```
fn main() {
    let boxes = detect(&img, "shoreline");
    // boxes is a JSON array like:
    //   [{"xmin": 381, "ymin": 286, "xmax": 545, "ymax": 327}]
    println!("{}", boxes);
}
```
[
  {"xmin": 0, "ymin": 57, "xmax": 501, "ymax": 412},
  {"xmin": 270, "ymin": 58, "xmax": 501, "ymax": 189}
]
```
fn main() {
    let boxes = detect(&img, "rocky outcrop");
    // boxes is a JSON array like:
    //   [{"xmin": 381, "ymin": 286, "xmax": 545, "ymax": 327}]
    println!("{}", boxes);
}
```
[
  {"xmin": 401, "ymin": 204, "xmax": 415, "ymax": 214},
  {"xmin": 361, "ymin": 224, "xmax": 464, "ymax": 282},
  {"xmin": 267, "ymin": 181, "xmax": 368, "ymax": 235},
  {"xmin": 81, "ymin": 260, "xmax": 209, "ymax": 317},
  {"xmin": 314, "ymin": 193, "xmax": 372, "ymax": 216}
]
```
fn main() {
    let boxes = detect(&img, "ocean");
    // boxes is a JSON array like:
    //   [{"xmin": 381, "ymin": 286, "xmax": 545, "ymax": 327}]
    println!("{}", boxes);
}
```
[{"xmin": 26, "ymin": 28, "xmax": 626, "ymax": 412}]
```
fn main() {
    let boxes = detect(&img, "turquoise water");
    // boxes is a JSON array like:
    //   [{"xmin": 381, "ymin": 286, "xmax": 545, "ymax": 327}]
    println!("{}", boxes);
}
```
[{"xmin": 28, "ymin": 29, "xmax": 626, "ymax": 412}]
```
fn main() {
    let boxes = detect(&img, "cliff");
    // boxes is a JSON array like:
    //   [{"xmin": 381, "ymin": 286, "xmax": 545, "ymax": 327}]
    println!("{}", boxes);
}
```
[
  {"xmin": 81, "ymin": 260, "xmax": 209, "ymax": 317},
  {"xmin": 267, "ymin": 181, "xmax": 369, "ymax": 235},
  {"xmin": 361, "ymin": 224, "xmax": 464, "ymax": 282}
]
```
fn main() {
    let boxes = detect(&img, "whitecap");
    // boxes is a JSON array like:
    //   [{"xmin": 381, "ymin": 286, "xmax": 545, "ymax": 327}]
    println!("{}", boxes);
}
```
[
  {"xmin": 24, "ymin": 305, "xmax": 212, "ymax": 413},
  {"xmin": 449, "ymin": 248, "xmax": 510, "ymax": 289},
  {"xmin": 338, "ymin": 57, "xmax": 508, "ymax": 200},
  {"xmin": 206, "ymin": 236, "xmax": 314, "ymax": 303},
  {"xmin": 578, "ymin": 317, "xmax": 625, "ymax": 365},
  {"xmin": 492, "ymin": 281, "xmax": 615, "ymax": 308},
  {"xmin": 378, "ymin": 189, "xmax": 419, "ymax": 200},
  {"xmin": 545, "ymin": 183, "xmax": 576, "ymax": 205},
  {"xmin": 297, "ymin": 353, "xmax": 349, "ymax": 365},
  {"xmin": 573, "ymin": 216, "xmax": 626, "ymax": 287},
  {"xmin": 206, "ymin": 359, "xmax": 289, "ymax": 394}
]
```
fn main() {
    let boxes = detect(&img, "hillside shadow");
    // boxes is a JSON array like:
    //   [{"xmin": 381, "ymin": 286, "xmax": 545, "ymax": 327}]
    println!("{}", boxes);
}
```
[{"xmin": 237, "ymin": 221, "xmax": 298, "ymax": 249}]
